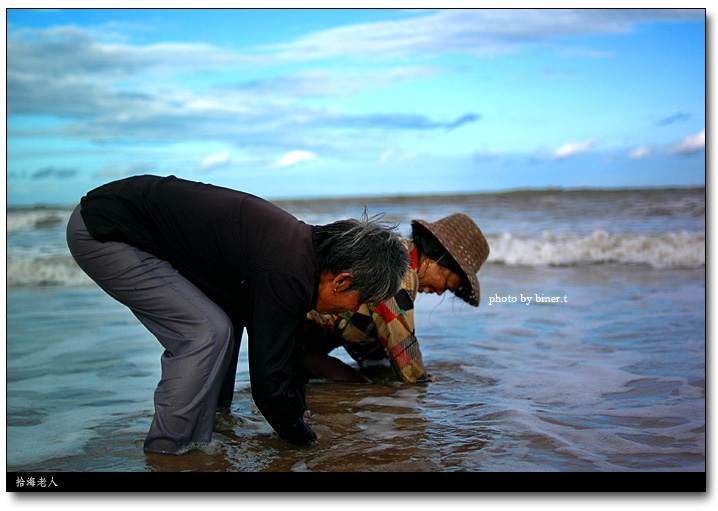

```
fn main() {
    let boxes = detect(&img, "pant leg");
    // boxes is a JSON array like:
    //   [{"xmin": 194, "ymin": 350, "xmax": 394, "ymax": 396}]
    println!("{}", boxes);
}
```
[
  {"xmin": 66, "ymin": 205, "xmax": 235, "ymax": 454},
  {"xmin": 216, "ymin": 327, "xmax": 242, "ymax": 412}
]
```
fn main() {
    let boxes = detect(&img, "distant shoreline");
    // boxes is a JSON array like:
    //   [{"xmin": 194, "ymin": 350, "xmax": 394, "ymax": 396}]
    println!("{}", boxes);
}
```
[{"xmin": 6, "ymin": 184, "xmax": 706, "ymax": 211}]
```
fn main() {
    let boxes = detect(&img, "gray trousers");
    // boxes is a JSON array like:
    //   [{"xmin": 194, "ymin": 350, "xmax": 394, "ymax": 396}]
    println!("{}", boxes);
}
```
[{"xmin": 66, "ymin": 205, "xmax": 238, "ymax": 454}]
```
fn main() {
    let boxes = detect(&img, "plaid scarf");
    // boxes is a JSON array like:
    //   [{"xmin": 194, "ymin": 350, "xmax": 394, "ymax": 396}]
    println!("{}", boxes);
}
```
[{"xmin": 308, "ymin": 241, "xmax": 431, "ymax": 382}]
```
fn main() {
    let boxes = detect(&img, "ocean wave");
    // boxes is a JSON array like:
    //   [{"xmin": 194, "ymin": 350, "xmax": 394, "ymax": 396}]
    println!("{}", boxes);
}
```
[
  {"xmin": 487, "ymin": 230, "xmax": 705, "ymax": 269},
  {"xmin": 7, "ymin": 208, "xmax": 72, "ymax": 232},
  {"xmin": 7, "ymin": 255, "xmax": 95, "ymax": 287},
  {"xmin": 6, "ymin": 230, "xmax": 704, "ymax": 289}
]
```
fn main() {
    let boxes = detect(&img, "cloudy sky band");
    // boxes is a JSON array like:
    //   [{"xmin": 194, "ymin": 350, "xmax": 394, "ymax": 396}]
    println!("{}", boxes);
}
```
[{"xmin": 6, "ymin": 8, "xmax": 705, "ymax": 205}]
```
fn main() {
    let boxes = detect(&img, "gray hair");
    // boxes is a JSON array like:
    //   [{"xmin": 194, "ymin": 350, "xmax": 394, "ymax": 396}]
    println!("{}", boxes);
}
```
[{"xmin": 314, "ymin": 212, "xmax": 409, "ymax": 304}]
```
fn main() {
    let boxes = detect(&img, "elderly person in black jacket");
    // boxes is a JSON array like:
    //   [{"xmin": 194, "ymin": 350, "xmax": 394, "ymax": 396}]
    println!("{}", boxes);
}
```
[{"xmin": 66, "ymin": 175, "xmax": 409, "ymax": 455}]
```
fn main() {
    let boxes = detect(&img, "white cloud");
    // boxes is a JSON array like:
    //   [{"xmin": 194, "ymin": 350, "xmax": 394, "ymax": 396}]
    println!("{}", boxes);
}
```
[
  {"xmin": 629, "ymin": 146, "xmax": 651, "ymax": 159},
  {"xmin": 264, "ymin": 9, "xmax": 704, "ymax": 60},
  {"xmin": 275, "ymin": 150, "xmax": 317, "ymax": 168},
  {"xmin": 627, "ymin": 131, "xmax": 704, "ymax": 160},
  {"xmin": 380, "ymin": 148, "xmax": 395, "ymax": 164},
  {"xmin": 553, "ymin": 140, "xmax": 595, "ymax": 159},
  {"xmin": 379, "ymin": 147, "xmax": 419, "ymax": 164},
  {"xmin": 669, "ymin": 130, "xmax": 705, "ymax": 155},
  {"xmin": 6, "ymin": 23, "xmax": 476, "ymax": 151},
  {"xmin": 199, "ymin": 151, "xmax": 231, "ymax": 172}
]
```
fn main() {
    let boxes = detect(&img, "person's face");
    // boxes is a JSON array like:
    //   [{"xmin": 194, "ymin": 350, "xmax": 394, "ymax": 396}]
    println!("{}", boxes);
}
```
[
  {"xmin": 417, "ymin": 257, "xmax": 462, "ymax": 296},
  {"xmin": 314, "ymin": 272, "xmax": 362, "ymax": 314},
  {"xmin": 315, "ymin": 289, "xmax": 362, "ymax": 315}
]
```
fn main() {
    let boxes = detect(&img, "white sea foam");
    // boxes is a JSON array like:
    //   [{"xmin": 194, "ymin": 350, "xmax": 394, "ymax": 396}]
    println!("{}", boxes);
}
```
[
  {"xmin": 487, "ymin": 230, "xmax": 704, "ymax": 269},
  {"xmin": 5, "ymin": 188, "xmax": 706, "ymax": 288},
  {"xmin": 6, "ymin": 229, "xmax": 704, "ymax": 288},
  {"xmin": 7, "ymin": 255, "xmax": 95, "ymax": 287},
  {"xmin": 6, "ymin": 208, "xmax": 72, "ymax": 232}
]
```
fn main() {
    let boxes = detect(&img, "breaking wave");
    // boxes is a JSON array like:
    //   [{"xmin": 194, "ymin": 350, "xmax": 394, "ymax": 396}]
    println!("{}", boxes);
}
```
[
  {"xmin": 7, "ymin": 208, "xmax": 72, "ymax": 232},
  {"xmin": 6, "ymin": 230, "xmax": 705, "ymax": 288},
  {"xmin": 487, "ymin": 230, "xmax": 705, "ymax": 269},
  {"xmin": 7, "ymin": 255, "xmax": 94, "ymax": 287}
]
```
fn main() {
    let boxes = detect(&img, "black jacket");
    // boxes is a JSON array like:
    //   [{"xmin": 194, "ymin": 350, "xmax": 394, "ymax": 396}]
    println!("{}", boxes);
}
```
[{"xmin": 81, "ymin": 174, "xmax": 319, "ymax": 444}]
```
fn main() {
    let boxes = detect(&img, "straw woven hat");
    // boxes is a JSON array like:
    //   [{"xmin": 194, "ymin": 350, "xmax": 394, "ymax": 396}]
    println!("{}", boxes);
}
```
[{"xmin": 411, "ymin": 213, "xmax": 489, "ymax": 306}]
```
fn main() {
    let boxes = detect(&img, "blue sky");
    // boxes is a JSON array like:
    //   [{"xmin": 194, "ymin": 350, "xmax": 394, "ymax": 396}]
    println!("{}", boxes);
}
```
[{"xmin": 6, "ymin": 8, "xmax": 706, "ymax": 206}]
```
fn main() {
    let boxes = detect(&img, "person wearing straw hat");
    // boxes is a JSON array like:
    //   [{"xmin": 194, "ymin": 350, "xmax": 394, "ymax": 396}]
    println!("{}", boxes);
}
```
[{"xmin": 303, "ymin": 213, "xmax": 489, "ymax": 383}]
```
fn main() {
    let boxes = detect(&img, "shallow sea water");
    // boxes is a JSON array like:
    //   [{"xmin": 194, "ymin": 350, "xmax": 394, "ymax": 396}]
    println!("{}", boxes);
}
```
[{"xmin": 7, "ymin": 264, "xmax": 705, "ymax": 475}]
